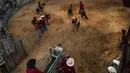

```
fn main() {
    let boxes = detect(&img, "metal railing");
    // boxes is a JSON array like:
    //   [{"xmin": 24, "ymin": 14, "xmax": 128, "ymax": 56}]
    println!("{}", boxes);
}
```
[
  {"xmin": 36, "ymin": 47, "xmax": 64, "ymax": 73},
  {"xmin": 21, "ymin": 28, "xmax": 40, "ymax": 52},
  {"xmin": 47, "ymin": 51, "xmax": 63, "ymax": 73}
]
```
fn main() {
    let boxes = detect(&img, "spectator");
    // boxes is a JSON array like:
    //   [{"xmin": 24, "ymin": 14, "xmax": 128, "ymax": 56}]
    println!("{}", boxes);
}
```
[
  {"xmin": 36, "ymin": 6, "xmax": 40, "ymax": 14},
  {"xmin": 54, "ymin": 53, "xmax": 70, "ymax": 71},
  {"xmin": 38, "ymin": 1, "xmax": 41, "ymax": 9},
  {"xmin": 45, "ymin": 12, "xmax": 51, "ymax": 25},
  {"xmin": 59, "ymin": 58, "xmax": 75, "ymax": 73},
  {"xmin": 54, "ymin": 44, "xmax": 63, "ymax": 56},
  {"xmin": 68, "ymin": 4, "xmax": 73, "ymax": 16},
  {"xmin": 35, "ymin": 21, "xmax": 42, "ymax": 38},
  {"xmin": 59, "ymin": 53, "xmax": 70, "ymax": 67},
  {"xmin": 39, "ymin": 5, "xmax": 43, "ymax": 12},
  {"xmin": 0, "ymin": 27, "xmax": 6, "ymax": 39},
  {"xmin": 42, "ymin": 3, "xmax": 45, "ymax": 9},
  {"xmin": 80, "ymin": 9, "xmax": 89, "ymax": 19},
  {"xmin": 38, "ymin": 1, "xmax": 43, "ymax": 11},
  {"xmin": 38, "ymin": 18, "xmax": 44, "ymax": 33},
  {"xmin": 26, "ymin": 58, "xmax": 43, "ymax": 73},
  {"xmin": 36, "ymin": 20, "xmax": 42, "ymax": 33},
  {"xmin": 41, "ymin": 15, "xmax": 47, "ymax": 31},
  {"xmin": 31, "ymin": 17, "xmax": 37, "ymax": 26},
  {"xmin": 0, "ymin": 52, "xmax": 8, "ymax": 73},
  {"xmin": 79, "ymin": 1, "xmax": 84, "ymax": 14}
]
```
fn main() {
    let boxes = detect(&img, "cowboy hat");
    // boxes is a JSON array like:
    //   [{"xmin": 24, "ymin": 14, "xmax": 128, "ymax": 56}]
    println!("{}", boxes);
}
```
[
  {"xmin": 72, "ymin": 17, "xmax": 75, "ymax": 19},
  {"xmin": 38, "ymin": 17, "xmax": 42, "ymax": 21},
  {"xmin": 66, "ymin": 58, "xmax": 74, "ymax": 67},
  {"xmin": 41, "ymin": 15, "xmax": 45, "ymax": 18},
  {"xmin": 108, "ymin": 66, "xmax": 117, "ymax": 73}
]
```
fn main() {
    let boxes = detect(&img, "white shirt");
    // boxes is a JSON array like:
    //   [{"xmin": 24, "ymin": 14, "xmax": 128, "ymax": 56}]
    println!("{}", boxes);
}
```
[{"xmin": 54, "ymin": 46, "xmax": 63, "ymax": 52}]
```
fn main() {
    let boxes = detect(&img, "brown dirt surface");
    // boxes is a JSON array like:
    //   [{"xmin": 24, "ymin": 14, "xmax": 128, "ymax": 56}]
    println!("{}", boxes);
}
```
[{"xmin": 8, "ymin": 0, "xmax": 130, "ymax": 73}]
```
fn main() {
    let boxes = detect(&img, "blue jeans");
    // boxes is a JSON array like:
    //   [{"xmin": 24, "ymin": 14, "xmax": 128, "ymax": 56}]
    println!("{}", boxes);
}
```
[{"xmin": 42, "ymin": 24, "xmax": 47, "ymax": 32}]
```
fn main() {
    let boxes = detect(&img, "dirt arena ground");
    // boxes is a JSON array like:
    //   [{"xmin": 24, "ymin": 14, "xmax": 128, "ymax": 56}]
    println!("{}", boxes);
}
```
[{"xmin": 8, "ymin": 0, "xmax": 130, "ymax": 73}]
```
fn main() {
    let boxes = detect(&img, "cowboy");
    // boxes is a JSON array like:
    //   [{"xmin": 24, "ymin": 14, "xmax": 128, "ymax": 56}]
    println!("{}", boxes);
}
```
[
  {"xmin": 31, "ymin": 17, "xmax": 37, "ymax": 26},
  {"xmin": 54, "ymin": 52, "xmax": 70, "ymax": 70},
  {"xmin": 72, "ymin": 17, "xmax": 77, "ymax": 25},
  {"xmin": 35, "ymin": 6, "xmax": 40, "ymax": 14},
  {"xmin": 72, "ymin": 17, "xmax": 78, "ymax": 32},
  {"xmin": 41, "ymin": 3, "xmax": 46, "ymax": 12},
  {"xmin": 79, "ymin": 1, "xmax": 84, "ymax": 14},
  {"xmin": 42, "ymin": 3, "xmax": 45, "ymax": 9},
  {"xmin": 38, "ymin": 17, "xmax": 44, "ymax": 33},
  {"xmin": 60, "ymin": 53, "xmax": 70, "ymax": 67},
  {"xmin": 76, "ymin": 19, "xmax": 80, "ymax": 31},
  {"xmin": 45, "ymin": 12, "xmax": 51, "ymax": 25},
  {"xmin": 38, "ymin": 1, "xmax": 41, "ymax": 10},
  {"xmin": 0, "ymin": 52, "xmax": 8, "ymax": 73},
  {"xmin": 68, "ymin": 4, "xmax": 73, "ymax": 16},
  {"xmin": 54, "ymin": 44, "xmax": 63, "ymax": 56},
  {"xmin": 59, "ymin": 58, "xmax": 76, "ymax": 73},
  {"xmin": 41, "ymin": 15, "xmax": 48, "ymax": 31},
  {"xmin": 38, "ymin": 1, "xmax": 43, "ymax": 12},
  {"xmin": 80, "ymin": 9, "xmax": 89, "ymax": 19},
  {"xmin": 35, "ymin": 21, "xmax": 42, "ymax": 38}
]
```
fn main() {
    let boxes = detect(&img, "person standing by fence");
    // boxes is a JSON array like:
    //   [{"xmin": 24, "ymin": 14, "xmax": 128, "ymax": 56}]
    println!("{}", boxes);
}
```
[
  {"xmin": 41, "ymin": 15, "xmax": 48, "ymax": 31},
  {"xmin": 58, "ymin": 58, "xmax": 75, "ymax": 73},
  {"xmin": 38, "ymin": 1, "xmax": 41, "ymax": 10},
  {"xmin": 42, "ymin": 3, "xmax": 45, "ymax": 10},
  {"xmin": 38, "ymin": 1, "xmax": 43, "ymax": 12},
  {"xmin": 26, "ymin": 58, "xmax": 43, "ymax": 73},
  {"xmin": 31, "ymin": 17, "xmax": 37, "ymax": 26},
  {"xmin": 35, "ymin": 6, "xmax": 40, "ymax": 14},
  {"xmin": 0, "ymin": 52, "xmax": 8, "ymax": 73},
  {"xmin": 45, "ymin": 13, "xmax": 51, "ymax": 25},
  {"xmin": 31, "ymin": 17, "xmax": 41, "ymax": 38}
]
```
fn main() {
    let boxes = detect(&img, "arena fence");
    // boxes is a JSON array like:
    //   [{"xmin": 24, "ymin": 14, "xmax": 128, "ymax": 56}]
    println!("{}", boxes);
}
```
[
  {"xmin": 21, "ymin": 28, "xmax": 40, "ymax": 52},
  {"xmin": 36, "ymin": 47, "xmax": 64, "ymax": 73},
  {"xmin": 0, "ymin": 0, "xmax": 33, "ymax": 28},
  {"xmin": 1, "ymin": 0, "xmax": 63, "ymax": 73},
  {"xmin": 0, "ymin": 0, "xmax": 34, "ymax": 72},
  {"xmin": 0, "ymin": 33, "xmax": 27, "ymax": 73}
]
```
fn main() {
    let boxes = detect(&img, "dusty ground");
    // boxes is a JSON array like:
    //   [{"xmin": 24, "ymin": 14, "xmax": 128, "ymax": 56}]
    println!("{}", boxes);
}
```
[{"xmin": 8, "ymin": 0, "xmax": 130, "ymax": 73}]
